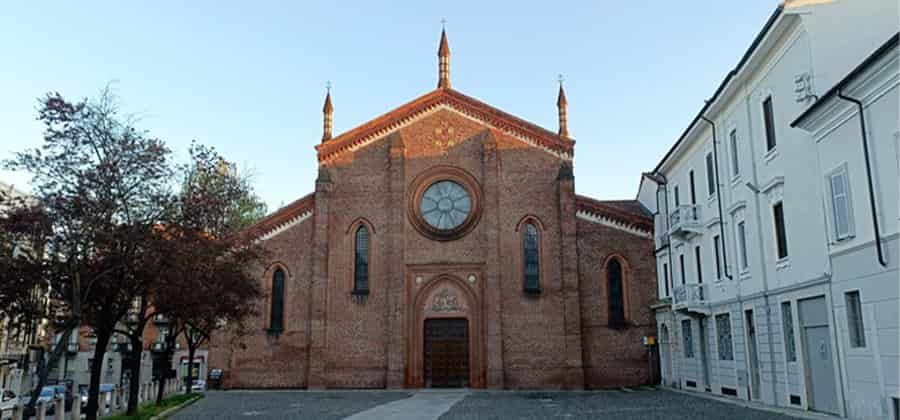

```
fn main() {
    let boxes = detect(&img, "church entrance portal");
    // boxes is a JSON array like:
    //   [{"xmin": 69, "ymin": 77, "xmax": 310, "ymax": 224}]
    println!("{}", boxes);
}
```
[{"xmin": 423, "ymin": 318, "xmax": 469, "ymax": 388}]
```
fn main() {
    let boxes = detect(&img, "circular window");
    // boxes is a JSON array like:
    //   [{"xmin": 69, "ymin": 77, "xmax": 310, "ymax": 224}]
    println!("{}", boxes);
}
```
[
  {"xmin": 408, "ymin": 167, "xmax": 482, "ymax": 241},
  {"xmin": 420, "ymin": 181, "xmax": 472, "ymax": 230}
]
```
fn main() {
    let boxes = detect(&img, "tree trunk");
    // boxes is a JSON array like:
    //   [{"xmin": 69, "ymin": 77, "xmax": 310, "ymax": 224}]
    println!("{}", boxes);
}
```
[
  {"xmin": 85, "ymin": 331, "xmax": 112, "ymax": 420},
  {"xmin": 126, "ymin": 336, "xmax": 142, "ymax": 415},
  {"xmin": 184, "ymin": 345, "xmax": 197, "ymax": 395},
  {"xmin": 25, "ymin": 321, "xmax": 77, "ymax": 413}
]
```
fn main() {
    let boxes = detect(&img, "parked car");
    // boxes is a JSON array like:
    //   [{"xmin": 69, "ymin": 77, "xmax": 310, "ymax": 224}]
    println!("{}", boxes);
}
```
[
  {"xmin": 208, "ymin": 369, "xmax": 223, "ymax": 390},
  {"xmin": 190, "ymin": 380, "xmax": 206, "ymax": 393},
  {"xmin": 36, "ymin": 387, "xmax": 56, "ymax": 414},
  {"xmin": 0, "ymin": 389, "xmax": 18, "ymax": 420}
]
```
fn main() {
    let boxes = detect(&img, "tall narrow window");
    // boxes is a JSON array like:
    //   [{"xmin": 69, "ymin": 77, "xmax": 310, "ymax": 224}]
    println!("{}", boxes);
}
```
[
  {"xmin": 763, "ymin": 96, "xmax": 777, "ymax": 151},
  {"xmin": 270, "ymin": 269, "xmax": 285, "ymax": 331},
  {"xmin": 608, "ymin": 259, "xmax": 625, "ymax": 328},
  {"xmin": 773, "ymin": 202, "xmax": 789, "ymax": 259},
  {"xmin": 694, "ymin": 246, "xmax": 703, "ymax": 284},
  {"xmin": 713, "ymin": 235, "xmax": 722, "ymax": 280},
  {"xmin": 737, "ymin": 221, "xmax": 749, "ymax": 271},
  {"xmin": 682, "ymin": 319, "xmax": 694, "ymax": 358},
  {"xmin": 716, "ymin": 313, "xmax": 733, "ymax": 360},
  {"xmin": 689, "ymin": 170, "xmax": 697, "ymax": 204},
  {"xmin": 674, "ymin": 185, "xmax": 681, "ymax": 207},
  {"xmin": 706, "ymin": 153, "xmax": 716, "ymax": 196},
  {"xmin": 354, "ymin": 226, "xmax": 370, "ymax": 294},
  {"xmin": 829, "ymin": 167, "xmax": 854, "ymax": 240},
  {"xmin": 846, "ymin": 291, "xmax": 866, "ymax": 348},
  {"xmin": 781, "ymin": 302, "xmax": 797, "ymax": 361},
  {"xmin": 729, "ymin": 129, "xmax": 740, "ymax": 177},
  {"xmin": 523, "ymin": 223, "xmax": 540, "ymax": 293},
  {"xmin": 663, "ymin": 263, "xmax": 670, "ymax": 297},
  {"xmin": 679, "ymin": 254, "xmax": 686, "ymax": 285}
]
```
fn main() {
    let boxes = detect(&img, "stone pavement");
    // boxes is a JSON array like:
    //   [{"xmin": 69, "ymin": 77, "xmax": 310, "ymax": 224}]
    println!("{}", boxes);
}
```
[{"xmin": 171, "ymin": 388, "xmax": 812, "ymax": 419}]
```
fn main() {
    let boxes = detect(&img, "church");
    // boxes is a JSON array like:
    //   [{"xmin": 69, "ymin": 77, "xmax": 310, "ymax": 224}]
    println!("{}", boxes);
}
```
[{"xmin": 209, "ymin": 30, "xmax": 658, "ymax": 390}]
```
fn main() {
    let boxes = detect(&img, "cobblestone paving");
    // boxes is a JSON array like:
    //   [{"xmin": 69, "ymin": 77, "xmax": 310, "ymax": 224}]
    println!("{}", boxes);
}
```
[
  {"xmin": 439, "ymin": 389, "xmax": 806, "ymax": 420},
  {"xmin": 170, "ymin": 390, "xmax": 413, "ymax": 420},
  {"xmin": 172, "ymin": 388, "xmax": 807, "ymax": 420}
]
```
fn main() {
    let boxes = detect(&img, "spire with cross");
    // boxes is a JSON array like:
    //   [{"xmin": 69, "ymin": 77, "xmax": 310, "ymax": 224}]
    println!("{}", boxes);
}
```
[
  {"xmin": 437, "ymin": 21, "xmax": 451, "ymax": 89},
  {"xmin": 557, "ymin": 74, "xmax": 569, "ymax": 138}
]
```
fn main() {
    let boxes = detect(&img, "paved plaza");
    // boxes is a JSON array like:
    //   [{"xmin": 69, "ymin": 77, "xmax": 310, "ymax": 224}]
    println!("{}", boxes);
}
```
[{"xmin": 171, "ymin": 388, "xmax": 818, "ymax": 420}]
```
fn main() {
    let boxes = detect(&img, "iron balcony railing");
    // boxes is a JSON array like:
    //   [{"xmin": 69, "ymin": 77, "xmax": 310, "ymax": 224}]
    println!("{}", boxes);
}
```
[
  {"xmin": 669, "ymin": 204, "xmax": 703, "ymax": 237},
  {"xmin": 672, "ymin": 283, "xmax": 706, "ymax": 310}
]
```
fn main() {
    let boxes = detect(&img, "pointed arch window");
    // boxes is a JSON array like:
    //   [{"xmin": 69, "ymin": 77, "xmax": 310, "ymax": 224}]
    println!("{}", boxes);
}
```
[
  {"xmin": 608, "ymin": 258, "xmax": 626, "ymax": 328},
  {"xmin": 353, "ymin": 226, "xmax": 370, "ymax": 294},
  {"xmin": 523, "ymin": 223, "xmax": 540, "ymax": 294},
  {"xmin": 270, "ymin": 268, "xmax": 285, "ymax": 332}
]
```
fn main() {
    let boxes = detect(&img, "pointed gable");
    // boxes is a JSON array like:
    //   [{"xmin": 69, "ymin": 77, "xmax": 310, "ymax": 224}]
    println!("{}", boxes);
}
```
[{"xmin": 315, "ymin": 88, "xmax": 575, "ymax": 163}]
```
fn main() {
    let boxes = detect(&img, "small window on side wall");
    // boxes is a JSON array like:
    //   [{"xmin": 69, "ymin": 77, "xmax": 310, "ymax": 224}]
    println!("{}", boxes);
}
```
[
  {"xmin": 763, "ymin": 96, "xmax": 777, "ymax": 151},
  {"xmin": 353, "ymin": 226, "xmax": 370, "ymax": 295},
  {"xmin": 828, "ymin": 165, "xmax": 854, "ymax": 241},
  {"xmin": 846, "ymin": 291, "xmax": 866, "ymax": 348},
  {"xmin": 270, "ymin": 268, "xmax": 285, "ymax": 332},
  {"xmin": 607, "ymin": 258, "xmax": 626, "ymax": 328},
  {"xmin": 523, "ymin": 223, "xmax": 540, "ymax": 294}
]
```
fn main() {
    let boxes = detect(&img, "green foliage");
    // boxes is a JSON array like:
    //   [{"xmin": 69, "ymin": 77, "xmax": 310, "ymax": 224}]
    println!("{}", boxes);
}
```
[{"xmin": 104, "ymin": 393, "xmax": 202, "ymax": 420}]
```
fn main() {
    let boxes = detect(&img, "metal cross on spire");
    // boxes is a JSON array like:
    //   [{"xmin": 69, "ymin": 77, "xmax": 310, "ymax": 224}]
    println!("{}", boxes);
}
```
[
  {"xmin": 326, "ymin": 80, "xmax": 332, "ymax": 93},
  {"xmin": 441, "ymin": 18, "xmax": 447, "ymax": 30},
  {"xmin": 558, "ymin": 74, "xmax": 565, "ymax": 87}
]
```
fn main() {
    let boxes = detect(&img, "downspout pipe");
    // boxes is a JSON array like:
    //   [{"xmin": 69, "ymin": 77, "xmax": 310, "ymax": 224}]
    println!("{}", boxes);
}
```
[
  {"xmin": 651, "ymin": 172, "xmax": 675, "ymax": 298},
  {"xmin": 836, "ymin": 90, "xmax": 888, "ymax": 267},
  {"xmin": 699, "ymin": 115, "xmax": 734, "ymax": 279}
]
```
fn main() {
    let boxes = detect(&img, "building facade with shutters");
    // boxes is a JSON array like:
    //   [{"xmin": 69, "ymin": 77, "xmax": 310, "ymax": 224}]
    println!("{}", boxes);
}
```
[
  {"xmin": 208, "ymin": 30, "xmax": 657, "ymax": 390},
  {"xmin": 637, "ymin": 1, "xmax": 898, "ymax": 419}
]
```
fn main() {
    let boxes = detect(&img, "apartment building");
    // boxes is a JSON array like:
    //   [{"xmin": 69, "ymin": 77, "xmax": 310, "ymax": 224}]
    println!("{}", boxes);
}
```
[{"xmin": 637, "ymin": 1, "xmax": 898, "ymax": 419}]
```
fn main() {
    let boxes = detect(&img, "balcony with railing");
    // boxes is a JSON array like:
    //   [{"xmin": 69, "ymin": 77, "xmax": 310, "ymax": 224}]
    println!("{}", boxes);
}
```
[
  {"xmin": 672, "ymin": 283, "xmax": 710, "ymax": 316},
  {"xmin": 669, "ymin": 204, "xmax": 703, "ymax": 239}
]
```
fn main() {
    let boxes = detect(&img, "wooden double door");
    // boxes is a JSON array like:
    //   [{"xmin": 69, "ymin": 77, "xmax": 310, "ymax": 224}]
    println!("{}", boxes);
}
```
[{"xmin": 423, "ymin": 318, "xmax": 469, "ymax": 388}]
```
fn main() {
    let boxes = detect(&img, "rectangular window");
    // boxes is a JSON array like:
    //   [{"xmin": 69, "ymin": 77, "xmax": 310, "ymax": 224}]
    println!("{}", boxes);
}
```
[
  {"xmin": 763, "ymin": 96, "xmax": 777, "ymax": 151},
  {"xmin": 829, "ymin": 168, "xmax": 853, "ymax": 240},
  {"xmin": 663, "ymin": 263, "xmax": 670, "ymax": 297},
  {"xmin": 679, "ymin": 254, "xmax": 686, "ymax": 285},
  {"xmin": 689, "ymin": 170, "xmax": 697, "ymax": 204},
  {"xmin": 737, "ymin": 221, "xmax": 749, "ymax": 271},
  {"xmin": 729, "ymin": 129, "xmax": 740, "ymax": 177},
  {"xmin": 781, "ymin": 302, "xmax": 797, "ymax": 361},
  {"xmin": 674, "ymin": 185, "xmax": 681, "ymax": 207},
  {"xmin": 694, "ymin": 246, "xmax": 703, "ymax": 284},
  {"xmin": 773, "ymin": 202, "xmax": 789, "ymax": 259},
  {"xmin": 713, "ymin": 235, "xmax": 722, "ymax": 280},
  {"xmin": 706, "ymin": 153, "xmax": 716, "ymax": 196},
  {"xmin": 682, "ymin": 319, "xmax": 694, "ymax": 358},
  {"xmin": 716, "ymin": 313, "xmax": 734, "ymax": 360},
  {"xmin": 846, "ymin": 291, "xmax": 866, "ymax": 348}
]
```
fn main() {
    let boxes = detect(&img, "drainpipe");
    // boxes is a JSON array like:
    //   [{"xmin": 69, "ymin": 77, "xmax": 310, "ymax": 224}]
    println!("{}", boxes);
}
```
[
  {"xmin": 649, "ymin": 172, "xmax": 676, "ymax": 299},
  {"xmin": 699, "ymin": 114, "xmax": 733, "ymax": 280},
  {"xmin": 741, "ymin": 85, "xmax": 777, "ymax": 405},
  {"xmin": 836, "ymin": 90, "xmax": 888, "ymax": 267}
]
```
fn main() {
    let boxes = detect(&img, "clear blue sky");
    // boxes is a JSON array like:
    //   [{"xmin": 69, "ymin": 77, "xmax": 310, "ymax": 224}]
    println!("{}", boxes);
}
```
[{"xmin": 0, "ymin": 1, "xmax": 776, "ymax": 210}]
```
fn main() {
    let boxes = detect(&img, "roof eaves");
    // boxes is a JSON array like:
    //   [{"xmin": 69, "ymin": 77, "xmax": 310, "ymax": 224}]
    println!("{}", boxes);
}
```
[
  {"xmin": 651, "ymin": 5, "xmax": 785, "ymax": 175},
  {"xmin": 790, "ymin": 33, "xmax": 900, "ymax": 128}
]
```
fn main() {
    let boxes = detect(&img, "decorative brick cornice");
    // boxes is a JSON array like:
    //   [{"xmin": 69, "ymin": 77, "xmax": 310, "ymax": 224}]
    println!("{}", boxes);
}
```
[
  {"xmin": 315, "ymin": 88, "xmax": 575, "ymax": 163},
  {"xmin": 243, "ymin": 193, "xmax": 315, "ymax": 241},
  {"xmin": 575, "ymin": 196, "xmax": 653, "ymax": 237}
]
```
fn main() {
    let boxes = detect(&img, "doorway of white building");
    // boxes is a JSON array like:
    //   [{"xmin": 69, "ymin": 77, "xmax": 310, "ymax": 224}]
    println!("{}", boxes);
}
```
[
  {"xmin": 798, "ymin": 296, "xmax": 838, "ymax": 415},
  {"xmin": 744, "ymin": 309, "xmax": 760, "ymax": 400}
]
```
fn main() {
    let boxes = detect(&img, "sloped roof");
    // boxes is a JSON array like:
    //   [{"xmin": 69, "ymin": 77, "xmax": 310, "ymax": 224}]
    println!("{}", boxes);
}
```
[
  {"xmin": 243, "ymin": 193, "xmax": 315, "ymax": 241},
  {"xmin": 315, "ymin": 88, "xmax": 575, "ymax": 163},
  {"xmin": 575, "ymin": 195, "xmax": 653, "ymax": 234}
]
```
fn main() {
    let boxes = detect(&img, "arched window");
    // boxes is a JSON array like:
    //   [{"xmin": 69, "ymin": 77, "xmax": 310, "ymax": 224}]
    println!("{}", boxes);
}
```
[
  {"xmin": 353, "ymin": 226, "xmax": 370, "ymax": 294},
  {"xmin": 608, "ymin": 258, "xmax": 625, "ymax": 328},
  {"xmin": 270, "ymin": 268, "xmax": 285, "ymax": 331},
  {"xmin": 523, "ymin": 223, "xmax": 540, "ymax": 293}
]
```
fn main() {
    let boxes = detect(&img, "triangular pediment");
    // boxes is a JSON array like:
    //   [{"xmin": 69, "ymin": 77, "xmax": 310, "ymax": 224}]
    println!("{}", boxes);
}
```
[{"xmin": 315, "ymin": 88, "xmax": 575, "ymax": 163}]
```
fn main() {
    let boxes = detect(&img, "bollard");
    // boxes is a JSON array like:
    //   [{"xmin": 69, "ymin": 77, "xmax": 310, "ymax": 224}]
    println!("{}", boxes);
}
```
[
  {"xmin": 71, "ymin": 396, "xmax": 81, "ymax": 420},
  {"xmin": 54, "ymin": 395, "xmax": 64, "ymax": 420},
  {"xmin": 36, "ymin": 400, "xmax": 46, "ymax": 420},
  {"xmin": 11, "ymin": 402, "xmax": 23, "ymax": 420}
]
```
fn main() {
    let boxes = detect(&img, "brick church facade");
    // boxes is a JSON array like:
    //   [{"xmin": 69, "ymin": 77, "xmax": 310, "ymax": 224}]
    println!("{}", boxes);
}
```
[{"xmin": 210, "ymin": 30, "xmax": 658, "ymax": 389}]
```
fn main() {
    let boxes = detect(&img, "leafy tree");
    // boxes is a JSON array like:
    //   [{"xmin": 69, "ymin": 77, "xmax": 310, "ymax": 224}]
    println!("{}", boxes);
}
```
[{"xmin": 2, "ymin": 88, "xmax": 172, "ymax": 420}]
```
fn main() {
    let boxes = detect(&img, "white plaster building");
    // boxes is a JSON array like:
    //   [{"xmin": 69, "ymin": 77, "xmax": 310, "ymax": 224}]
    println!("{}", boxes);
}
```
[{"xmin": 637, "ymin": 1, "xmax": 898, "ymax": 418}]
